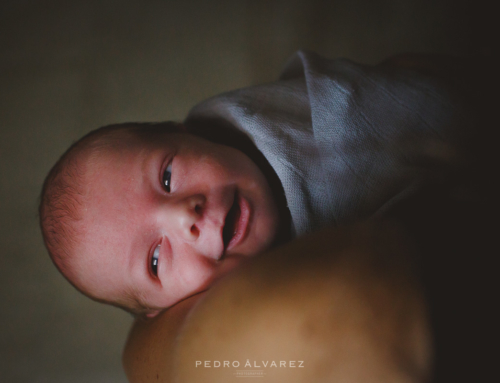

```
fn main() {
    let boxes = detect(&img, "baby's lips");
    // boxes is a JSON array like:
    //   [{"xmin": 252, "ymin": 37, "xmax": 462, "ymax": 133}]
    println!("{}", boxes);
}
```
[
  {"xmin": 221, "ymin": 189, "xmax": 238, "ymax": 250},
  {"xmin": 226, "ymin": 193, "xmax": 250, "ymax": 252}
]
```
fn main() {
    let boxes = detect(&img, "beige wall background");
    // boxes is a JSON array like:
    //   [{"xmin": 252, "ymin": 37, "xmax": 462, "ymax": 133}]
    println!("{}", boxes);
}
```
[{"xmin": 0, "ymin": 0, "xmax": 493, "ymax": 382}]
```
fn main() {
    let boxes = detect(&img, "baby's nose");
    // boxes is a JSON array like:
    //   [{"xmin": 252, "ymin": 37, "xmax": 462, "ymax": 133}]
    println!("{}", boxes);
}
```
[
  {"xmin": 173, "ymin": 194, "xmax": 206, "ymax": 240},
  {"xmin": 160, "ymin": 194, "xmax": 224, "ymax": 259}
]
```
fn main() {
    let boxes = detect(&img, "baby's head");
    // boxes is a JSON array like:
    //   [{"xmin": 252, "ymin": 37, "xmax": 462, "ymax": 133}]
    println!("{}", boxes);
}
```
[{"xmin": 40, "ymin": 123, "xmax": 282, "ymax": 316}]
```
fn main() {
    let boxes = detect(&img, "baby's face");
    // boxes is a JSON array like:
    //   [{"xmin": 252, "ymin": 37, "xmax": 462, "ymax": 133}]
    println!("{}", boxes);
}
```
[{"xmin": 74, "ymin": 132, "xmax": 280, "ymax": 315}]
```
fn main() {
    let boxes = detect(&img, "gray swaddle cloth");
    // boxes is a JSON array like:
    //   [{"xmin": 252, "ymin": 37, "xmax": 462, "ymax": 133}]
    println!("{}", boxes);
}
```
[{"xmin": 186, "ymin": 51, "xmax": 460, "ymax": 236}]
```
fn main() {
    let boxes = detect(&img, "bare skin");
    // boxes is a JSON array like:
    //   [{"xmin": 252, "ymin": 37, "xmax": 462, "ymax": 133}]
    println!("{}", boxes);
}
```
[{"xmin": 123, "ymin": 224, "xmax": 431, "ymax": 383}]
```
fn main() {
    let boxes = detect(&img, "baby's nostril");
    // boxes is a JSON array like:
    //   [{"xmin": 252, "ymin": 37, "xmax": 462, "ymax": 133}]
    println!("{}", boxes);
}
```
[
  {"xmin": 194, "ymin": 204, "xmax": 202, "ymax": 215},
  {"xmin": 190, "ymin": 225, "xmax": 199, "ymax": 237}
]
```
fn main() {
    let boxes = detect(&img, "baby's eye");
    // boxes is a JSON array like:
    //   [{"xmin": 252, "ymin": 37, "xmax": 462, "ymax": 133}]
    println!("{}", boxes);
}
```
[
  {"xmin": 162, "ymin": 162, "xmax": 173, "ymax": 193},
  {"xmin": 151, "ymin": 244, "xmax": 160, "ymax": 277}
]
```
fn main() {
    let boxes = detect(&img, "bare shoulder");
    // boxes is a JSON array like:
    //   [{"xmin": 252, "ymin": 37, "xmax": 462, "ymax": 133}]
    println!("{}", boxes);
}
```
[
  {"xmin": 123, "ymin": 224, "xmax": 431, "ymax": 383},
  {"xmin": 122, "ymin": 292, "xmax": 206, "ymax": 382}
]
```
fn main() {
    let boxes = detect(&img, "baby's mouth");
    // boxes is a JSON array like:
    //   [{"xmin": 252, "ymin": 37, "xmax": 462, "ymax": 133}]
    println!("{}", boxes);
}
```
[{"xmin": 222, "ymin": 191, "xmax": 241, "ymax": 251}]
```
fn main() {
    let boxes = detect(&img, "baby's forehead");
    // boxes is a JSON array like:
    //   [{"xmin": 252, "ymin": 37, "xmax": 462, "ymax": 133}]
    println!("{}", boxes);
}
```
[
  {"xmin": 91, "ymin": 127, "xmax": 193, "ymax": 155},
  {"xmin": 82, "ymin": 130, "xmax": 156, "ymax": 167}
]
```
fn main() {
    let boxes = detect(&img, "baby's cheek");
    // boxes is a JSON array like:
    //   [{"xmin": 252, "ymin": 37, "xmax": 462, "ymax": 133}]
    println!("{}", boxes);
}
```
[
  {"xmin": 256, "ymin": 202, "xmax": 280, "ymax": 249},
  {"xmin": 178, "ymin": 257, "xmax": 219, "ymax": 293}
]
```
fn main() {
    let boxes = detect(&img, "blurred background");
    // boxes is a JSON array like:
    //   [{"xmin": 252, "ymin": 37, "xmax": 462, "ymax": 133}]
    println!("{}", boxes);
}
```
[{"xmin": 0, "ymin": 0, "xmax": 494, "ymax": 382}]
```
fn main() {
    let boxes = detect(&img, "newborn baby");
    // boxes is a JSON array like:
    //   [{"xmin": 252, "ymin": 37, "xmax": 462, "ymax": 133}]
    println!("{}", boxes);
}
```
[
  {"xmin": 40, "ymin": 123, "xmax": 287, "ymax": 317},
  {"xmin": 40, "ymin": 51, "xmax": 467, "ymax": 319}
]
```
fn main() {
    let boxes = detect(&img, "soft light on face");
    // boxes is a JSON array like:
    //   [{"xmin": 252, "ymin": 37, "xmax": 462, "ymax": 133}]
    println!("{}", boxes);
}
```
[{"xmin": 72, "ymin": 132, "xmax": 280, "ymax": 314}]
